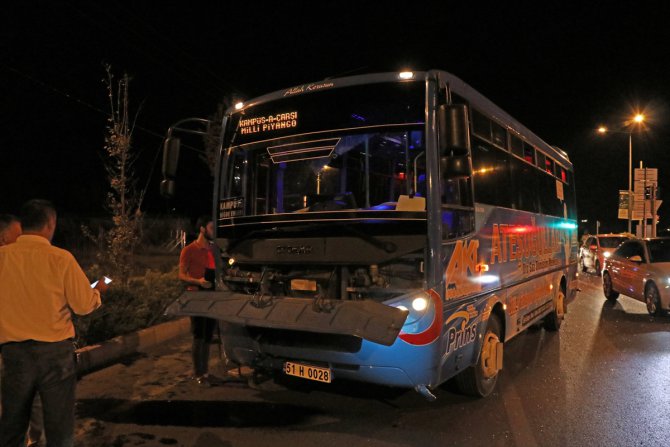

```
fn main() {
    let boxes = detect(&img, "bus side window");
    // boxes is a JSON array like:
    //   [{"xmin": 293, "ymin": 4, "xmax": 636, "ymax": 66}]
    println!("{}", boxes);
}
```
[
  {"xmin": 442, "ymin": 177, "xmax": 472, "ymax": 207},
  {"xmin": 471, "ymin": 141, "xmax": 513, "ymax": 209}
]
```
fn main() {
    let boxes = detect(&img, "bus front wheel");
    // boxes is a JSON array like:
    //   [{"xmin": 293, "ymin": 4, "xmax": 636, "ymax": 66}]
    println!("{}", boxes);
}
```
[
  {"xmin": 544, "ymin": 288, "xmax": 565, "ymax": 331},
  {"xmin": 455, "ymin": 315, "xmax": 502, "ymax": 397}
]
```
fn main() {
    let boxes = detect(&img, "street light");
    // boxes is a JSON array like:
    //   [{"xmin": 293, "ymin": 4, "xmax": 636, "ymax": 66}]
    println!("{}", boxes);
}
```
[{"xmin": 597, "ymin": 113, "xmax": 646, "ymax": 234}]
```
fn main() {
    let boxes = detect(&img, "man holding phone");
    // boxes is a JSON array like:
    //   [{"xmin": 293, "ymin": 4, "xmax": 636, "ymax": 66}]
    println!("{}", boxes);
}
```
[
  {"xmin": 0, "ymin": 200, "xmax": 107, "ymax": 447},
  {"xmin": 0, "ymin": 213, "xmax": 45, "ymax": 447},
  {"xmin": 179, "ymin": 215, "xmax": 220, "ymax": 385}
]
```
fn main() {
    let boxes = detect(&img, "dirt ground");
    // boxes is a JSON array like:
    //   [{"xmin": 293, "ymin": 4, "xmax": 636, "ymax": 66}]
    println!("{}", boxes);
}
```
[{"xmin": 75, "ymin": 333, "xmax": 252, "ymax": 447}]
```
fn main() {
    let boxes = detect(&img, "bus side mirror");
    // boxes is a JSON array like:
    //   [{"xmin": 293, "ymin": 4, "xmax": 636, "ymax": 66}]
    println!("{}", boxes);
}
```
[
  {"xmin": 438, "ymin": 104, "xmax": 470, "ymax": 155},
  {"xmin": 160, "ymin": 179, "xmax": 176, "ymax": 198},
  {"xmin": 161, "ymin": 137, "xmax": 181, "ymax": 198}
]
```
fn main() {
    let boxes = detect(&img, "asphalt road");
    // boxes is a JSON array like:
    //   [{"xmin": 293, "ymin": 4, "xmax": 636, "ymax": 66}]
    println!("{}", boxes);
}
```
[{"xmin": 75, "ymin": 273, "xmax": 670, "ymax": 447}]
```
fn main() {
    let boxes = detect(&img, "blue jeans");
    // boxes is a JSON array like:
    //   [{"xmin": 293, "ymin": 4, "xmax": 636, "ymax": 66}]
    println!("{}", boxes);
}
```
[{"xmin": 0, "ymin": 340, "xmax": 76, "ymax": 447}]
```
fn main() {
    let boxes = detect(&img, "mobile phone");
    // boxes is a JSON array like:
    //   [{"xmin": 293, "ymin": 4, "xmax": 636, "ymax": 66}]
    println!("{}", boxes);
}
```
[{"xmin": 91, "ymin": 276, "xmax": 113, "ymax": 288}]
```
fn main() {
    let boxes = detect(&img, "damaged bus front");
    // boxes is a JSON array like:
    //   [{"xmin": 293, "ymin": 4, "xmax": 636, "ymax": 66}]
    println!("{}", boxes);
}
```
[{"xmin": 163, "ymin": 72, "xmax": 455, "ymax": 392}]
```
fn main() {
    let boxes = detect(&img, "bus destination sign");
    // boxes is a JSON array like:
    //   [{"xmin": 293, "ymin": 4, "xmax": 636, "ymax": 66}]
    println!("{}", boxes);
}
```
[{"xmin": 239, "ymin": 111, "xmax": 298, "ymax": 135}]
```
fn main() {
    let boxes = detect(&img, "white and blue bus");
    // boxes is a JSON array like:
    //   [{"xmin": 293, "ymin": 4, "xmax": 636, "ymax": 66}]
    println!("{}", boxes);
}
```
[{"xmin": 162, "ymin": 70, "xmax": 578, "ymax": 399}]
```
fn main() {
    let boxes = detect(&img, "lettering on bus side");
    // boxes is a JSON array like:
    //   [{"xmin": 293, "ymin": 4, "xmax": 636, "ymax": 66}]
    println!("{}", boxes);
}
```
[
  {"xmin": 507, "ymin": 285, "xmax": 549, "ymax": 316},
  {"xmin": 520, "ymin": 300, "xmax": 553, "ymax": 326},
  {"xmin": 488, "ymin": 220, "xmax": 572, "ymax": 272},
  {"xmin": 445, "ymin": 239, "xmax": 481, "ymax": 300},
  {"xmin": 446, "ymin": 320, "xmax": 478, "ymax": 354},
  {"xmin": 444, "ymin": 305, "xmax": 479, "ymax": 355}
]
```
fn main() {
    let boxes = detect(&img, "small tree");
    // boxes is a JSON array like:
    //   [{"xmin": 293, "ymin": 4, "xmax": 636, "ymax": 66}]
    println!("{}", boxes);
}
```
[
  {"xmin": 201, "ymin": 98, "xmax": 232, "ymax": 177},
  {"xmin": 98, "ymin": 65, "xmax": 144, "ymax": 285}
]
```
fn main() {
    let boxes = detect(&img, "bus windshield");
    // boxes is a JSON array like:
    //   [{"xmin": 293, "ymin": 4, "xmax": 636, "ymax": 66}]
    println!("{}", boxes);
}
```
[
  {"xmin": 219, "ymin": 79, "xmax": 427, "ymax": 220},
  {"xmin": 225, "ymin": 129, "xmax": 427, "ymax": 216}
]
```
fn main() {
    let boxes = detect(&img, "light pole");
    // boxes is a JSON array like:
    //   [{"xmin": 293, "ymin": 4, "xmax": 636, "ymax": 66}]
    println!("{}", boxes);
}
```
[{"xmin": 597, "ymin": 113, "xmax": 646, "ymax": 234}]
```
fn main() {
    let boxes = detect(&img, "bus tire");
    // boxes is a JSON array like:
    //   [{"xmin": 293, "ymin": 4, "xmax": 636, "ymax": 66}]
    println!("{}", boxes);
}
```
[
  {"xmin": 544, "ymin": 287, "xmax": 565, "ymax": 331},
  {"xmin": 603, "ymin": 272, "xmax": 619, "ymax": 301},
  {"xmin": 455, "ymin": 315, "xmax": 502, "ymax": 397}
]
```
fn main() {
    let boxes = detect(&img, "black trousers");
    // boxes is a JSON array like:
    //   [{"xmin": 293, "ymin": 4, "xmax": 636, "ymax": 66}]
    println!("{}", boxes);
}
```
[
  {"xmin": 190, "ymin": 317, "xmax": 217, "ymax": 377},
  {"xmin": 0, "ymin": 339, "xmax": 76, "ymax": 447}
]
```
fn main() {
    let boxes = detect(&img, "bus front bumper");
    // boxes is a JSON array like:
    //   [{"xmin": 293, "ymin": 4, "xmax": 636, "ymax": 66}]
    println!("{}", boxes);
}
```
[{"xmin": 165, "ymin": 290, "xmax": 408, "ymax": 346}]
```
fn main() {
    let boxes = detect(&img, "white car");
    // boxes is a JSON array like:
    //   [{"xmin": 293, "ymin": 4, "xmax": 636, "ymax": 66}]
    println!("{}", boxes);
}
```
[
  {"xmin": 579, "ymin": 233, "xmax": 630, "ymax": 276},
  {"xmin": 602, "ymin": 237, "xmax": 670, "ymax": 316}
]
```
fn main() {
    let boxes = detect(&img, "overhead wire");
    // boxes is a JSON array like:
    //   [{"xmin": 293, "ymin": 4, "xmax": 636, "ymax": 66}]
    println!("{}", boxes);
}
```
[
  {"xmin": 3, "ymin": 64, "xmax": 207, "ymax": 154},
  {"xmin": 113, "ymin": 2, "xmax": 243, "ymax": 96},
  {"xmin": 62, "ymin": 1, "xmax": 238, "ymax": 102}
]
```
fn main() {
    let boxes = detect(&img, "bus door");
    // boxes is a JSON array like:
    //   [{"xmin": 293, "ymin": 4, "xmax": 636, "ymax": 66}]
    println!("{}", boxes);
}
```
[{"xmin": 436, "ymin": 111, "xmax": 481, "ymax": 376}]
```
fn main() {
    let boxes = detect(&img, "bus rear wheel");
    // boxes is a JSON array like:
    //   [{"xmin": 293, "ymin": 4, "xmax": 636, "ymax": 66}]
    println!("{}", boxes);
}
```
[
  {"xmin": 544, "ymin": 288, "xmax": 565, "ymax": 331},
  {"xmin": 455, "ymin": 315, "xmax": 502, "ymax": 397}
]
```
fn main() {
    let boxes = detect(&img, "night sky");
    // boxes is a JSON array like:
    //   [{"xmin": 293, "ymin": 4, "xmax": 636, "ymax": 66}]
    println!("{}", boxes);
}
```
[{"xmin": 2, "ymin": 2, "xmax": 669, "ymax": 232}]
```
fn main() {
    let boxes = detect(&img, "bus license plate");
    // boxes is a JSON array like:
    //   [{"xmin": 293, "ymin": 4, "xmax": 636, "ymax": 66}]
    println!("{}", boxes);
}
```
[{"xmin": 284, "ymin": 361, "xmax": 331, "ymax": 383}]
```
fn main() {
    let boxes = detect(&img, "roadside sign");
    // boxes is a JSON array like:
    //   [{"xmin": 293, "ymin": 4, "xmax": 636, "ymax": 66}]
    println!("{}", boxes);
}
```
[
  {"xmin": 632, "ymin": 200, "xmax": 662, "ymax": 220},
  {"xmin": 618, "ymin": 190, "xmax": 631, "ymax": 220},
  {"xmin": 634, "ymin": 168, "xmax": 657, "ymax": 183}
]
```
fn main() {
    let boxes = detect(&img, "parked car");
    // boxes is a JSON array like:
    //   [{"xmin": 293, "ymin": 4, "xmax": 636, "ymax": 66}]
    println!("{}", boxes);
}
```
[
  {"xmin": 602, "ymin": 237, "xmax": 670, "ymax": 316},
  {"xmin": 579, "ymin": 233, "xmax": 631, "ymax": 276}
]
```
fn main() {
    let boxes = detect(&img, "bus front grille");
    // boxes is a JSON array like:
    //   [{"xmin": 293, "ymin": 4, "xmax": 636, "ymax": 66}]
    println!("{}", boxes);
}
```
[{"xmin": 248, "ymin": 327, "xmax": 363, "ymax": 353}]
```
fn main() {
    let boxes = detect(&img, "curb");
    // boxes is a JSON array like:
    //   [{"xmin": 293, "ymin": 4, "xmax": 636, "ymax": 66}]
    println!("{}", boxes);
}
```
[{"xmin": 76, "ymin": 317, "xmax": 190, "ymax": 374}]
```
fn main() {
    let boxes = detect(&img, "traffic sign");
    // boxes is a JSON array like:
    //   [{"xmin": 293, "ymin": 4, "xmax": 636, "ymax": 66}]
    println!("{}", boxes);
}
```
[
  {"xmin": 618, "ymin": 190, "xmax": 631, "ymax": 220},
  {"xmin": 634, "ymin": 168, "xmax": 657, "ymax": 183},
  {"xmin": 631, "ymin": 200, "xmax": 662, "ymax": 220}
]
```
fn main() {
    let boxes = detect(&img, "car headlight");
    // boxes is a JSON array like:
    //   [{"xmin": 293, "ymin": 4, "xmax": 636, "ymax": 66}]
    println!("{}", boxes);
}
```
[{"xmin": 603, "ymin": 251, "xmax": 611, "ymax": 258}]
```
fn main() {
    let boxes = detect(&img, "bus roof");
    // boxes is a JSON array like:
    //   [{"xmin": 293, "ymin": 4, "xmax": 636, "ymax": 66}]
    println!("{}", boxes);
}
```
[{"xmin": 228, "ymin": 70, "xmax": 572, "ymax": 169}]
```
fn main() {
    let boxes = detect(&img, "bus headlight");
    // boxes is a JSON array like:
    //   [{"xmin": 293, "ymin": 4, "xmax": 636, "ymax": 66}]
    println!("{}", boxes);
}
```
[
  {"xmin": 388, "ymin": 292, "xmax": 434, "ymax": 329},
  {"xmin": 389, "ymin": 291, "xmax": 442, "ymax": 343},
  {"xmin": 412, "ymin": 297, "xmax": 428, "ymax": 311}
]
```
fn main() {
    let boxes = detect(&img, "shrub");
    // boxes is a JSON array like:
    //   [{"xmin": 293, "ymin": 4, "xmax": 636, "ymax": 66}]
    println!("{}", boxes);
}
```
[{"xmin": 75, "ymin": 267, "xmax": 183, "ymax": 347}]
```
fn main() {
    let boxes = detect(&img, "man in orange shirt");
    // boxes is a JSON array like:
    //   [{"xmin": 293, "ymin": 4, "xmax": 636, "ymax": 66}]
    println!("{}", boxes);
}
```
[
  {"xmin": 179, "ymin": 215, "xmax": 219, "ymax": 385},
  {"xmin": 0, "ymin": 200, "xmax": 107, "ymax": 447},
  {"xmin": 0, "ymin": 214, "xmax": 45, "ymax": 447}
]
